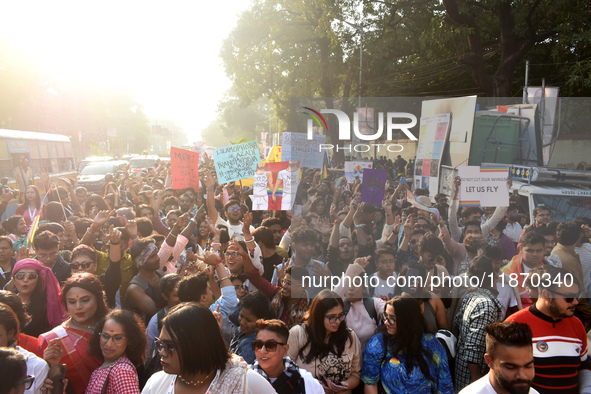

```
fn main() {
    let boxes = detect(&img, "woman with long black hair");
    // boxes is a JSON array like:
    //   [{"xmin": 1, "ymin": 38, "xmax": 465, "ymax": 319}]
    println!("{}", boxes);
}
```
[
  {"xmin": 287, "ymin": 289, "xmax": 361, "ymax": 393},
  {"xmin": 361, "ymin": 296, "xmax": 454, "ymax": 394}
]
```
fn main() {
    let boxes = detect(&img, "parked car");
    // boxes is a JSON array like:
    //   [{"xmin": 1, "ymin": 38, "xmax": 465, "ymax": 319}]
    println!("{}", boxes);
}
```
[
  {"xmin": 77, "ymin": 160, "xmax": 128, "ymax": 194},
  {"xmin": 77, "ymin": 156, "xmax": 113, "ymax": 172},
  {"xmin": 129, "ymin": 155, "xmax": 160, "ymax": 174}
]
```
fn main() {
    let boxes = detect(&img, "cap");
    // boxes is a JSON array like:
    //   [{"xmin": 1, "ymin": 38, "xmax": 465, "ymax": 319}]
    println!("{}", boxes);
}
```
[{"xmin": 417, "ymin": 196, "xmax": 432, "ymax": 207}]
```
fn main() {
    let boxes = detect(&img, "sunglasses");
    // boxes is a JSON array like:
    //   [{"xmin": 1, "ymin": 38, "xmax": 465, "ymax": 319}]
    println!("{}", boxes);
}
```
[
  {"xmin": 14, "ymin": 272, "xmax": 39, "ymax": 281},
  {"xmin": 226, "ymin": 252, "xmax": 240, "ymax": 258},
  {"xmin": 548, "ymin": 289, "xmax": 581, "ymax": 303},
  {"xmin": 71, "ymin": 261, "xmax": 94, "ymax": 270},
  {"xmin": 228, "ymin": 206, "xmax": 242, "ymax": 212},
  {"xmin": 155, "ymin": 337, "xmax": 176, "ymax": 356},
  {"xmin": 251, "ymin": 340, "xmax": 286, "ymax": 352},
  {"xmin": 383, "ymin": 315, "xmax": 396, "ymax": 325},
  {"xmin": 325, "ymin": 313, "xmax": 347, "ymax": 324},
  {"xmin": 100, "ymin": 332, "xmax": 126, "ymax": 344},
  {"xmin": 16, "ymin": 375, "xmax": 35, "ymax": 390}
]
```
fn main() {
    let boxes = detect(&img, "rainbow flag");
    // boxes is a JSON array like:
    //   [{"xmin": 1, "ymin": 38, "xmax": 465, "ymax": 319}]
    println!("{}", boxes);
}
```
[
  {"xmin": 406, "ymin": 190, "xmax": 440, "ymax": 218},
  {"xmin": 480, "ymin": 166, "xmax": 508, "ymax": 173},
  {"xmin": 26, "ymin": 214, "xmax": 41, "ymax": 254},
  {"xmin": 459, "ymin": 200, "xmax": 481, "ymax": 207},
  {"xmin": 230, "ymin": 138, "xmax": 249, "ymax": 145}
]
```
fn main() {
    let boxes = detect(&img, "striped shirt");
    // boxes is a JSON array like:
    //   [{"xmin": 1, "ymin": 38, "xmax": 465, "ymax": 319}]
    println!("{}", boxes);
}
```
[{"xmin": 506, "ymin": 305, "xmax": 590, "ymax": 393}]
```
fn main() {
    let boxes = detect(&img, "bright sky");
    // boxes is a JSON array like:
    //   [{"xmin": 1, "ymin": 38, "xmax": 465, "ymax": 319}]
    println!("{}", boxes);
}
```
[{"xmin": 0, "ymin": 1, "xmax": 251, "ymax": 143}]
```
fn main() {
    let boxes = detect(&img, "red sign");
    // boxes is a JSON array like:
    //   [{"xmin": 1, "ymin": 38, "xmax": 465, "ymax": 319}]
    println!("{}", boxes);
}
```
[{"xmin": 170, "ymin": 147, "xmax": 199, "ymax": 190}]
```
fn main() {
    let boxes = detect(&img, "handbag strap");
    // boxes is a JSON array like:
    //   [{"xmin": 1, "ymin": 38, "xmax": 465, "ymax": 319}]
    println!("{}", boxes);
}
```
[{"xmin": 100, "ymin": 364, "xmax": 116, "ymax": 394}]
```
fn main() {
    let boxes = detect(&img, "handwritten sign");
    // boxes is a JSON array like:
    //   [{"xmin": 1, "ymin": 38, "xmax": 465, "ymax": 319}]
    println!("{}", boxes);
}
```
[
  {"xmin": 281, "ymin": 132, "xmax": 325, "ymax": 169},
  {"xmin": 170, "ymin": 147, "xmax": 199, "ymax": 190},
  {"xmin": 458, "ymin": 166, "xmax": 509, "ymax": 207},
  {"xmin": 360, "ymin": 169, "xmax": 387, "ymax": 206},
  {"xmin": 344, "ymin": 161, "xmax": 373, "ymax": 183},
  {"xmin": 213, "ymin": 141, "xmax": 261, "ymax": 184},
  {"xmin": 265, "ymin": 145, "xmax": 283, "ymax": 163}
]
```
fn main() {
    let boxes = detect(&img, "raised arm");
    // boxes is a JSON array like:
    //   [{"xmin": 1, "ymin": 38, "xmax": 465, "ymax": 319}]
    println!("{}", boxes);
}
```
[
  {"xmin": 80, "ymin": 210, "xmax": 112, "ymax": 246},
  {"xmin": 204, "ymin": 170, "xmax": 219, "ymax": 223}
]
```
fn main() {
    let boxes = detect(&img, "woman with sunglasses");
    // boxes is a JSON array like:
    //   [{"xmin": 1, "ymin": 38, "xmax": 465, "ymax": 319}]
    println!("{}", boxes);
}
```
[
  {"xmin": 287, "ymin": 289, "xmax": 361, "ymax": 393},
  {"xmin": 0, "ymin": 303, "xmax": 49, "ymax": 394},
  {"xmin": 0, "ymin": 348, "xmax": 35, "ymax": 394},
  {"xmin": 15, "ymin": 185, "xmax": 45, "ymax": 228},
  {"xmin": 85, "ymin": 310, "xmax": 147, "ymax": 394},
  {"xmin": 11, "ymin": 259, "xmax": 65, "ymax": 338},
  {"xmin": 39, "ymin": 273, "xmax": 108, "ymax": 394},
  {"xmin": 142, "ymin": 303, "xmax": 274, "ymax": 393},
  {"xmin": 250, "ymin": 319, "xmax": 324, "ymax": 393},
  {"xmin": 362, "ymin": 296, "xmax": 454, "ymax": 394}
]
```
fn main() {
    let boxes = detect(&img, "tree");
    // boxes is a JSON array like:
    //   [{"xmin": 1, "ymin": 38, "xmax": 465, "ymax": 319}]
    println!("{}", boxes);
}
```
[
  {"xmin": 438, "ymin": 0, "xmax": 590, "ymax": 97},
  {"xmin": 221, "ymin": 0, "xmax": 360, "ymax": 164}
]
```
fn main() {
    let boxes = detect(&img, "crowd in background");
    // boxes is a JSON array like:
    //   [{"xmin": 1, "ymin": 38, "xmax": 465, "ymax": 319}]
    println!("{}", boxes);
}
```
[{"xmin": 0, "ymin": 154, "xmax": 590, "ymax": 394}]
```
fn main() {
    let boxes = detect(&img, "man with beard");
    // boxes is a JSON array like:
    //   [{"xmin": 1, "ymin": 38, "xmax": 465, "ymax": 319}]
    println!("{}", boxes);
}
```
[
  {"xmin": 460, "ymin": 321, "xmax": 538, "ymax": 394},
  {"xmin": 506, "ymin": 265, "xmax": 591, "ymax": 393}
]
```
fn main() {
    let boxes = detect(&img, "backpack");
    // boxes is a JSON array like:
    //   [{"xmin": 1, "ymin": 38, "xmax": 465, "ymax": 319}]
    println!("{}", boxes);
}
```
[{"xmin": 343, "ymin": 297, "xmax": 380, "ymax": 326}]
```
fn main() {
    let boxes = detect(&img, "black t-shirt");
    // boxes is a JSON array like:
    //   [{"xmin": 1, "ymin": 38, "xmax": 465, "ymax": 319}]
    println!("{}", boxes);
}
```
[{"xmin": 262, "ymin": 252, "xmax": 284, "ymax": 282}]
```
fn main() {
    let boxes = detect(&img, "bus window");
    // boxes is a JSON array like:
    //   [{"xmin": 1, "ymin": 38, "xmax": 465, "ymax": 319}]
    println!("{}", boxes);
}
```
[{"xmin": 0, "ymin": 140, "xmax": 10, "ymax": 179}]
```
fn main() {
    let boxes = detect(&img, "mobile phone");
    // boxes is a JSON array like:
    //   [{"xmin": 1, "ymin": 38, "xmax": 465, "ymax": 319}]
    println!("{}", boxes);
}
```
[
  {"xmin": 49, "ymin": 364, "xmax": 66, "ymax": 394},
  {"xmin": 400, "ymin": 176, "xmax": 406, "ymax": 184}
]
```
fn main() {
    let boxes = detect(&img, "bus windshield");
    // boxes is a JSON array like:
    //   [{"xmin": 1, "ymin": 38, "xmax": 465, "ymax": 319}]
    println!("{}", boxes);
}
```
[{"xmin": 532, "ymin": 194, "xmax": 591, "ymax": 222}]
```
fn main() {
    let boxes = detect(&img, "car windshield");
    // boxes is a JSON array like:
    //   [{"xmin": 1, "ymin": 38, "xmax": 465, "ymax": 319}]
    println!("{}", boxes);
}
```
[
  {"xmin": 532, "ymin": 194, "xmax": 591, "ymax": 222},
  {"xmin": 130, "ymin": 159, "xmax": 155, "ymax": 168},
  {"xmin": 80, "ymin": 164, "xmax": 116, "ymax": 175}
]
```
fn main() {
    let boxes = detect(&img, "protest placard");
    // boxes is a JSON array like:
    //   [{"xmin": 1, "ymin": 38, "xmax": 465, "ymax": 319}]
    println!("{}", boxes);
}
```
[
  {"xmin": 414, "ymin": 113, "xmax": 451, "ymax": 196},
  {"xmin": 360, "ymin": 169, "xmax": 387, "ymax": 206},
  {"xmin": 265, "ymin": 145, "xmax": 282, "ymax": 163},
  {"xmin": 281, "ymin": 132, "xmax": 325, "ymax": 169},
  {"xmin": 344, "ymin": 161, "xmax": 373, "ymax": 183},
  {"xmin": 170, "ymin": 147, "xmax": 199, "ymax": 190},
  {"xmin": 458, "ymin": 166, "xmax": 509, "ymax": 207},
  {"xmin": 213, "ymin": 141, "xmax": 261, "ymax": 184},
  {"xmin": 250, "ymin": 161, "xmax": 299, "ymax": 210}
]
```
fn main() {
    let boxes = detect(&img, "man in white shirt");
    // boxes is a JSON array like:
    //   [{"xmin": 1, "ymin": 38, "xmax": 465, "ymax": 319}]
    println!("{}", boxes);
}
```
[
  {"xmin": 459, "ymin": 321, "xmax": 538, "ymax": 394},
  {"xmin": 503, "ymin": 204, "xmax": 523, "ymax": 244}
]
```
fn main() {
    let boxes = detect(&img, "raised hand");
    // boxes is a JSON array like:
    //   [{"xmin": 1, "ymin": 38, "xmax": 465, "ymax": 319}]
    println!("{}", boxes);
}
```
[
  {"xmin": 354, "ymin": 256, "xmax": 371, "ymax": 270},
  {"xmin": 275, "ymin": 258, "xmax": 290, "ymax": 285},
  {"xmin": 93, "ymin": 210, "xmax": 113, "ymax": 227},
  {"xmin": 203, "ymin": 170, "xmax": 215, "ymax": 189},
  {"xmin": 206, "ymin": 216, "xmax": 221, "ymax": 238},
  {"xmin": 176, "ymin": 212, "xmax": 191, "ymax": 230},
  {"xmin": 317, "ymin": 217, "xmax": 332, "ymax": 236},
  {"xmin": 108, "ymin": 225, "xmax": 122, "ymax": 244},
  {"xmin": 125, "ymin": 219, "xmax": 138, "ymax": 239},
  {"xmin": 403, "ymin": 214, "xmax": 416, "ymax": 236},
  {"xmin": 195, "ymin": 251, "xmax": 223, "ymax": 266},
  {"xmin": 242, "ymin": 211, "xmax": 253, "ymax": 235}
]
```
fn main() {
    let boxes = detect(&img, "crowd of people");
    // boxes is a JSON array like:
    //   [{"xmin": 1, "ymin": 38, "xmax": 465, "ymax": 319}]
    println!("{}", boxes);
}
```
[{"xmin": 0, "ymin": 154, "xmax": 590, "ymax": 394}]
